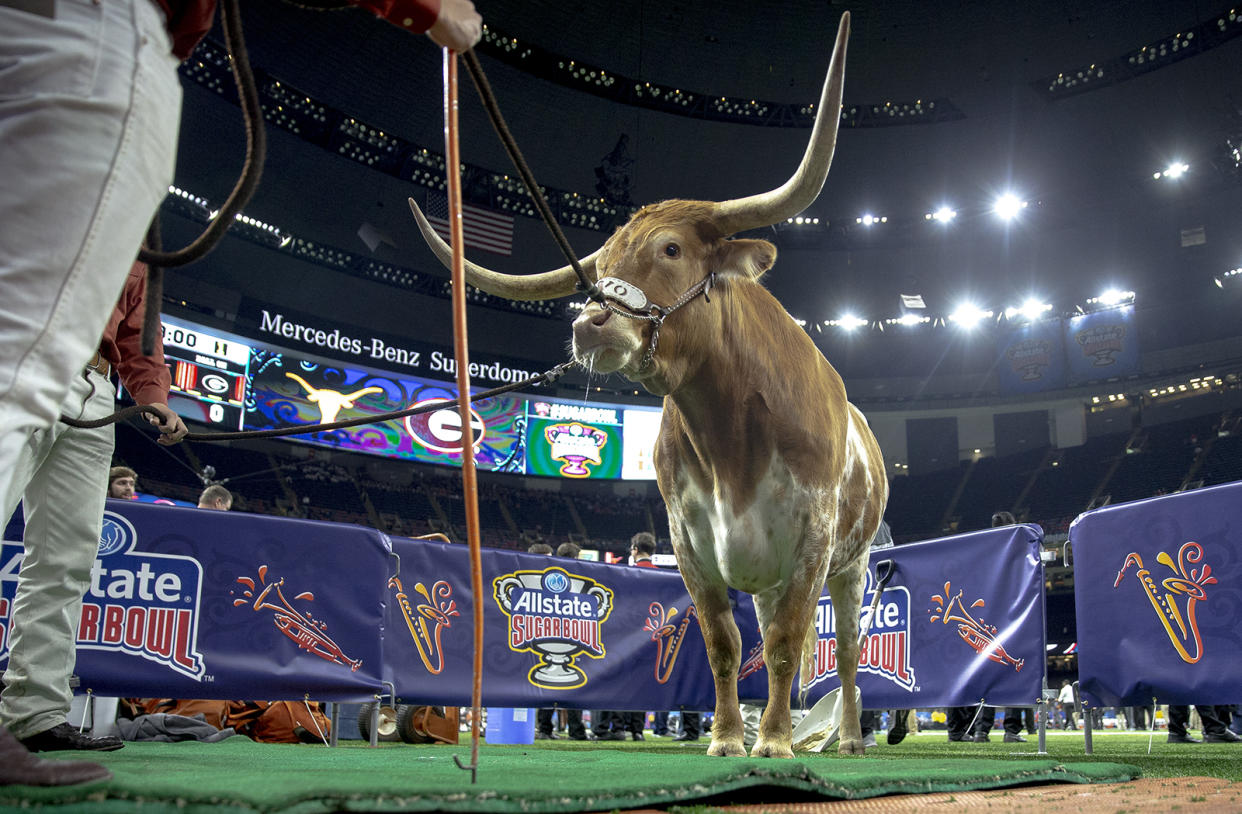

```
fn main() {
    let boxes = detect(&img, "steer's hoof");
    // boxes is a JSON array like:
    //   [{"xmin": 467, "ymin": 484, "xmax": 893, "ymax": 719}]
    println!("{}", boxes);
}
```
[
  {"xmin": 838, "ymin": 737, "xmax": 867, "ymax": 756},
  {"xmin": 750, "ymin": 738, "xmax": 794, "ymax": 759},
  {"xmin": 707, "ymin": 738, "xmax": 746, "ymax": 757}
]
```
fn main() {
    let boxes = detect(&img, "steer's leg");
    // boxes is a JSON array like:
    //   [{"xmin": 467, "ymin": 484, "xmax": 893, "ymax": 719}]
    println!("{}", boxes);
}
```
[
  {"xmin": 826, "ymin": 562, "xmax": 868, "ymax": 755},
  {"xmin": 680, "ymin": 573, "xmax": 745, "ymax": 757},
  {"xmin": 751, "ymin": 575, "xmax": 825, "ymax": 759}
]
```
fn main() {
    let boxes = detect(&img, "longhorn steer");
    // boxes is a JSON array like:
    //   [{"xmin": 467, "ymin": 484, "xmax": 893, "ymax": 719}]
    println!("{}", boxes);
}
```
[{"xmin": 410, "ymin": 13, "xmax": 887, "ymax": 757}]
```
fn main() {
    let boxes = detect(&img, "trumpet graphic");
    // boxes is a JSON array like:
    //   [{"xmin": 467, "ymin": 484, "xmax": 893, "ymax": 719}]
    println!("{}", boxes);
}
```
[
  {"xmin": 389, "ymin": 576, "xmax": 458, "ymax": 674},
  {"xmin": 1114, "ymin": 541, "xmax": 1216, "ymax": 664},
  {"xmin": 233, "ymin": 565, "xmax": 361, "ymax": 671},
  {"xmin": 643, "ymin": 602, "xmax": 697, "ymax": 684},
  {"xmin": 929, "ymin": 582, "xmax": 1024, "ymax": 672}
]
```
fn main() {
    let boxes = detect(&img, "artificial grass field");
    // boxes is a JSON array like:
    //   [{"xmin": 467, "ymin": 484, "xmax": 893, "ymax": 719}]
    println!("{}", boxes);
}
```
[
  {"xmin": 522, "ymin": 727, "xmax": 1240, "ymax": 782},
  {"xmin": 0, "ymin": 728, "xmax": 1191, "ymax": 814}
]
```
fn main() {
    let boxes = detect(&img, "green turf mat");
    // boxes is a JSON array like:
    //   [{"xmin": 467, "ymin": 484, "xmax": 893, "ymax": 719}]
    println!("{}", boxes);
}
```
[{"xmin": 0, "ymin": 737, "xmax": 1140, "ymax": 814}]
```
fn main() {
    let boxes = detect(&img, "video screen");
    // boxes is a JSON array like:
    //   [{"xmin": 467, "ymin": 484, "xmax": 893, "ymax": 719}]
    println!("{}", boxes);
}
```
[
  {"xmin": 245, "ymin": 352, "xmax": 526, "ymax": 471},
  {"xmin": 152, "ymin": 316, "xmax": 663, "ymax": 480}
]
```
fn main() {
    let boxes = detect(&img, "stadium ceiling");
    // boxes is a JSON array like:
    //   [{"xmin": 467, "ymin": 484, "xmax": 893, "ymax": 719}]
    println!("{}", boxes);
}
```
[{"xmin": 168, "ymin": 0, "xmax": 1242, "ymax": 377}]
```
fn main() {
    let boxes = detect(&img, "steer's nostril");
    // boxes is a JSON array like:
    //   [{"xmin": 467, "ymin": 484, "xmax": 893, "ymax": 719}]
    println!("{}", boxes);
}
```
[{"xmin": 591, "ymin": 309, "xmax": 611, "ymax": 327}]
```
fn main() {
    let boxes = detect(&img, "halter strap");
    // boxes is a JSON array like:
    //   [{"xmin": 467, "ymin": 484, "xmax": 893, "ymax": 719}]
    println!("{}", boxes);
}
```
[{"xmin": 588, "ymin": 272, "xmax": 717, "ymax": 371}]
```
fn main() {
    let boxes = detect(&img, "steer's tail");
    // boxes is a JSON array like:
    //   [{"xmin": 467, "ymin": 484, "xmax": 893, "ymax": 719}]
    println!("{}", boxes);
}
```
[{"xmin": 796, "ymin": 602, "xmax": 820, "ymax": 710}]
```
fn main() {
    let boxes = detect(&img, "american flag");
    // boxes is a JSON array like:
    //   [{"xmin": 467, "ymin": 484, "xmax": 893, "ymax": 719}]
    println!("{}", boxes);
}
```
[{"xmin": 425, "ymin": 191, "xmax": 514, "ymax": 256}]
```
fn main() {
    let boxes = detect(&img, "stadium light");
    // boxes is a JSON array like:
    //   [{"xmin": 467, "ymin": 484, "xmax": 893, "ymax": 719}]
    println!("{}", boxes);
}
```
[
  {"xmin": 948, "ymin": 303, "xmax": 993, "ymax": 329},
  {"xmin": 886, "ymin": 313, "xmax": 931, "ymax": 327},
  {"xmin": 925, "ymin": 206, "xmax": 957, "ymax": 223},
  {"xmin": 826, "ymin": 314, "xmax": 869, "ymax": 331},
  {"xmin": 1154, "ymin": 161, "xmax": 1189, "ymax": 180},
  {"xmin": 1005, "ymin": 298, "xmax": 1052, "ymax": 321},
  {"xmin": 1086, "ymin": 288, "xmax": 1135, "ymax": 309},
  {"xmin": 856, "ymin": 213, "xmax": 887, "ymax": 226},
  {"xmin": 992, "ymin": 193, "xmax": 1027, "ymax": 220}
]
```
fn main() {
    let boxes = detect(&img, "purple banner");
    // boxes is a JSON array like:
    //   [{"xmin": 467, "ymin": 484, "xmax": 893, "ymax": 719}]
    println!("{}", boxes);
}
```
[
  {"xmin": 1071, "ymin": 481, "xmax": 1242, "ymax": 706},
  {"xmin": 2, "ymin": 500, "xmax": 390, "ymax": 701},
  {"xmin": 783, "ymin": 527, "xmax": 1046, "ymax": 710},
  {"xmin": 3, "ymin": 506, "xmax": 1047, "ymax": 711},
  {"xmin": 382, "ymin": 537, "xmax": 717, "ymax": 709}
]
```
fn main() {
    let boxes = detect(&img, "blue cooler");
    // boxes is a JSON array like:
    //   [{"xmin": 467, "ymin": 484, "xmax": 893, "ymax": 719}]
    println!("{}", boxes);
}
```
[{"xmin": 485, "ymin": 708, "xmax": 536, "ymax": 744}]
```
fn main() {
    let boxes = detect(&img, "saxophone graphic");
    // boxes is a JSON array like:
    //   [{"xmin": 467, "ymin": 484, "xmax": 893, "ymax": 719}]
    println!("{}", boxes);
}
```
[
  {"xmin": 643, "ymin": 602, "xmax": 697, "ymax": 684},
  {"xmin": 389, "ymin": 576, "xmax": 459, "ymax": 674},
  {"xmin": 1114, "ymin": 541, "xmax": 1215, "ymax": 664},
  {"xmin": 929, "ymin": 582, "xmax": 1024, "ymax": 672}
]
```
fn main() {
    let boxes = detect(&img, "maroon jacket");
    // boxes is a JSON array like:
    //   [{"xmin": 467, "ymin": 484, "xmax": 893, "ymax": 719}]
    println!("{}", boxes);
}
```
[
  {"xmin": 99, "ymin": 263, "xmax": 173, "ymax": 407},
  {"xmin": 153, "ymin": 0, "xmax": 442, "ymax": 59}
]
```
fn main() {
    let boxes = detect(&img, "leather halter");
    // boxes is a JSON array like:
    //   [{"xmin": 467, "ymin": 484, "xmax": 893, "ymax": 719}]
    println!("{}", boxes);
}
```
[{"xmin": 586, "ymin": 272, "xmax": 716, "ymax": 372}]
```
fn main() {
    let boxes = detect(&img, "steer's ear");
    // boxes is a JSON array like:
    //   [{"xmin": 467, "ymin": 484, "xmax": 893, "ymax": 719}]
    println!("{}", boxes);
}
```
[{"xmin": 716, "ymin": 238, "xmax": 777, "ymax": 281}]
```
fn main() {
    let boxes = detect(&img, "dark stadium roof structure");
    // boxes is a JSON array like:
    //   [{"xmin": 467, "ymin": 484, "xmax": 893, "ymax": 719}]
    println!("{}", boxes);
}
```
[{"xmin": 165, "ymin": 0, "xmax": 1242, "ymax": 402}]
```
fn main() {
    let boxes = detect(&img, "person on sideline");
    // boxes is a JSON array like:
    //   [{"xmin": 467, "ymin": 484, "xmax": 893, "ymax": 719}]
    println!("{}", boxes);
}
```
[
  {"xmin": 197, "ymin": 484, "xmax": 233, "ymax": 511},
  {"xmin": 1, "ymin": 263, "xmax": 187, "ymax": 752}
]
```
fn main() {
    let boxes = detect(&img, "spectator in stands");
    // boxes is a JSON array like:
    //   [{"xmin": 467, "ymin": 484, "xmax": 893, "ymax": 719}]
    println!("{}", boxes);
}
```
[
  {"xmin": 970, "ymin": 511, "xmax": 1031, "ymax": 743},
  {"xmin": 197, "ymin": 484, "xmax": 233, "ymax": 512},
  {"xmin": 1168, "ymin": 704, "xmax": 1241, "ymax": 744},
  {"xmin": 108, "ymin": 466, "xmax": 138, "ymax": 500},
  {"xmin": 630, "ymin": 532, "xmax": 656, "ymax": 568},
  {"xmin": 1, "ymin": 263, "xmax": 187, "ymax": 753},
  {"xmin": 527, "ymin": 542, "xmax": 553, "ymax": 556}
]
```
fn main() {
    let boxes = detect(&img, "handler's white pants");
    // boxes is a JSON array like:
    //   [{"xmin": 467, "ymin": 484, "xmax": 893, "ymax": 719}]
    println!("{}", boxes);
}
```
[
  {"xmin": 1, "ymin": 369, "xmax": 114, "ymax": 738},
  {"xmin": 0, "ymin": 0, "xmax": 181, "ymax": 510}
]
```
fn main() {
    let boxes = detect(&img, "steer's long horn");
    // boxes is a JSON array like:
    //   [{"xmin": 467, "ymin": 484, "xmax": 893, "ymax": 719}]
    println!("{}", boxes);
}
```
[
  {"xmin": 408, "ymin": 198, "xmax": 597, "ymax": 301},
  {"xmin": 711, "ymin": 12, "xmax": 850, "ymax": 237}
]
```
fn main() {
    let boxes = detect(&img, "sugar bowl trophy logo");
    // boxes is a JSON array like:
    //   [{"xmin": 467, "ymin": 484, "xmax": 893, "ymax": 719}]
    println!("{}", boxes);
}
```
[
  {"xmin": 1114, "ymin": 541, "xmax": 1216, "ymax": 664},
  {"xmin": 493, "ymin": 567, "xmax": 613, "ymax": 688},
  {"xmin": 1005, "ymin": 339, "xmax": 1053, "ymax": 382},
  {"xmin": 929, "ymin": 581, "xmax": 1024, "ymax": 672},
  {"xmin": 1075, "ymin": 324, "xmax": 1126, "ymax": 366},
  {"xmin": 1, "ymin": 511, "xmax": 206, "ymax": 680},
  {"xmin": 544, "ymin": 422, "xmax": 608, "ymax": 477},
  {"xmin": 807, "ymin": 567, "xmax": 916, "ymax": 692}
]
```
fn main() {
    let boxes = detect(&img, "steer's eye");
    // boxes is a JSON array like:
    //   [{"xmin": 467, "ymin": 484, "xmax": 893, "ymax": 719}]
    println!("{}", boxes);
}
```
[{"xmin": 664, "ymin": 243, "xmax": 681, "ymax": 258}]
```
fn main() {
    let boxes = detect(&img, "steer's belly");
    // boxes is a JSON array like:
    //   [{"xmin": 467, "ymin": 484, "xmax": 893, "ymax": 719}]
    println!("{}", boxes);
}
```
[{"xmin": 676, "ymin": 456, "xmax": 831, "ymax": 596}]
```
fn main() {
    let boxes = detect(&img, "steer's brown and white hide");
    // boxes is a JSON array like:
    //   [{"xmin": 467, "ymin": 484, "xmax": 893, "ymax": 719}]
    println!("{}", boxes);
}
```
[
  {"xmin": 407, "ymin": 12, "xmax": 887, "ymax": 756},
  {"xmin": 570, "ymin": 203, "xmax": 888, "ymax": 757}
]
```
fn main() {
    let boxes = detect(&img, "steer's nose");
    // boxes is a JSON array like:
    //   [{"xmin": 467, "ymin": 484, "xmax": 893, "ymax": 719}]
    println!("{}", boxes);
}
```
[{"xmin": 572, "ymin": 305, "xmax": 610, "ymax": 345}]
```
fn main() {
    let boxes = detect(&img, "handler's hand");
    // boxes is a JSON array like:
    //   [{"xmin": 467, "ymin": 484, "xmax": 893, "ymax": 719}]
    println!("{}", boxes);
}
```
[
  {"xmin": 144, "ymin": 403, "xmax": 188, "ymax": 445},
  {"xmin": 427, "ymin": 0, "xmax": 482, "ymax": 52}
]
